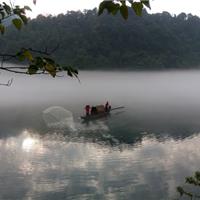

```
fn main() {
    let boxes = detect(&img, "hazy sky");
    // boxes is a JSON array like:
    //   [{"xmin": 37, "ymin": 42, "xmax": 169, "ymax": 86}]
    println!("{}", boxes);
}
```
[{"xmin": 7, "ymin": 0, "xmax": 200, "ymax": 18}]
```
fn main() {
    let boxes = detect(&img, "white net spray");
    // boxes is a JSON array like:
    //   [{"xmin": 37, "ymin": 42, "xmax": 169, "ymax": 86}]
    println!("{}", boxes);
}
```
[{"xmin": 43, "ymin": 106, "xmax": 76, "ymax": 131}]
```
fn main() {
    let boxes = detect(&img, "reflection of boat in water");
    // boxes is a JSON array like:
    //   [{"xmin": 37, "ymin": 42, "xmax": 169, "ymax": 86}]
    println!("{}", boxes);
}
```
[
  {"xmin": 81, "ymin": 106, "xmax": 124, "ymax": 121},
  {"xmin": 81, "ymin": 111, "xmax": 110, "ymax": 121}
]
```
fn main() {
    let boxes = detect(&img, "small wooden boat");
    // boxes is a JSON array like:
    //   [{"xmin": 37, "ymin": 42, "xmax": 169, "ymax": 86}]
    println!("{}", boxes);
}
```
[{"xmin": 81, "ymin": 106, "xmax": 124, "ymax": 121}]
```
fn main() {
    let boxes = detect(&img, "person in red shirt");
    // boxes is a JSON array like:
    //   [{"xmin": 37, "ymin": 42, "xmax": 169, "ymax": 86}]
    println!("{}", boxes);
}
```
[{"xmin": 85, "ymin": 105, "xmax": 90, "ymax": 116}]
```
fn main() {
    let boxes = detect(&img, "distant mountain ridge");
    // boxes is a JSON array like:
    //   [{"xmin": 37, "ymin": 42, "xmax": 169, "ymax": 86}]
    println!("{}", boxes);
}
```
[{"xmin": 1, "ymin": 9, "xmax": 200, "ymax": 70}]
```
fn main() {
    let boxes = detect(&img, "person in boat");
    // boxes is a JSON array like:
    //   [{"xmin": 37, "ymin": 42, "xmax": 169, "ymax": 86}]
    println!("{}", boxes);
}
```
[
  {"xmin": 91, "ymin": 106, "xmax": 97, "ymax": 115},
  {"xmin": 85, "ymin": 105, "xmax": 90, "ymax": 116},
  {"xmin": 105, "ymin": 101, "xmax": 111, "ymax": 112}
]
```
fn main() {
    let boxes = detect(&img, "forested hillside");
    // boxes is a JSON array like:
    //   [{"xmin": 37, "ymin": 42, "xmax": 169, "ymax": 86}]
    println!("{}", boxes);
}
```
[{"xmin": 1, "ymin": 9, "xmax": 200, "ymax": 70}]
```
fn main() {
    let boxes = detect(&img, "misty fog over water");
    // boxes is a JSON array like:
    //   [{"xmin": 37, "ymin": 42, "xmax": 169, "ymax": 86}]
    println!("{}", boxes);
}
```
[{"xmin": 1, "ymin": 68, "xmax": 200, "ymax": 199}]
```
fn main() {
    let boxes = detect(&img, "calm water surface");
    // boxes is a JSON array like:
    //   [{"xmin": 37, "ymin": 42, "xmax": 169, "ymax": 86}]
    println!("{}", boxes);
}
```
[{"xmin": 1, "ymin": 69, "xmax": 200, "ymax": 199}]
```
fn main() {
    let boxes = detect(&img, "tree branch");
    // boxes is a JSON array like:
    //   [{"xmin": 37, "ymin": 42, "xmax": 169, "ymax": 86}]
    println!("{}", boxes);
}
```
[
  {"xmin": 0, "ymin": 78, "xmax": 13, "ymax": 86},
  {"xmin": 0, "ymin": 45, "xmax": 78, "ymax": 79}
]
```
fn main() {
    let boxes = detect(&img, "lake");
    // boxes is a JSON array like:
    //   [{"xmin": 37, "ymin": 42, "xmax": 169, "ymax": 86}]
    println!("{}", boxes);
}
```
[{"xmin": 0, "ymin": 68, "xmax": 200, "ymax": 199}]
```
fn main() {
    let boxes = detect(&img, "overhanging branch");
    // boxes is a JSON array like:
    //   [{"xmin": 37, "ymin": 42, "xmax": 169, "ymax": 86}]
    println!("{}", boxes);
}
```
[{"xmin": 0, "ymin": 78, "xmax": 13, "ymax": 86}]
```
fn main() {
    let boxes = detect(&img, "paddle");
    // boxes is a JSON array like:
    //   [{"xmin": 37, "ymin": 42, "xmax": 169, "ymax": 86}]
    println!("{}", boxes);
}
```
[{"xmin": 110, "ymin": 106, "xmax": 125, "ymax": 111}]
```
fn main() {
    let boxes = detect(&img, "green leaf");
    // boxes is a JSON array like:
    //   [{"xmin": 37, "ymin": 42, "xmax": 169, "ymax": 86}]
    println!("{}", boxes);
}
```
[
  {"xmin": 45, "ymin": 63, "xmax": 56, "ymax": 77},
  {"xmin": 141, "ymin": 0, "xmax": 151, "ymax": 9},
  {"xmin": 98, "ymin": 1, "xmax": 106, "ymax": 15},
  {"xmin": 176, "ymin": 187, "xmax": 184, "ymax": 197},
  {"xmin": 3, "ymin": 2, "xmax": 11, "ymax": 15},
  {"xmin": 16, "ymin": 52, "xmax": 25, "ymax": 61},
  {"xmin": 195, "ymin": 171, "xmax": 200, "ymax": 181},
  {"xmin": 67, "ymin": 70, "xmax": 73, "ymax": 77},
  {"xmin": 111, "ymin": 4, "xmax": 120, "ymax": 15},
  {"xmin": 44, "ymin": 57, "xmax": 55, "ymax": 65},
  {"xmin": 20, "ymin": 15, "xmax": 28, "ymax": 24},
  {"xmin": 120, "ymin": 1, "xmax": 126, "ymax": 6},
  {"xmin": 12, "ymin": 18, "xmax": 23, "ymax": 30},
  {"xmin": 34, "ymin": 57, "xmax": 44, "ymax": 69},
  {"xmin": 73, "ymin": 69, "xmax": 78, "ymax": 75},
  {"xmin": 24, "ymin": 6, "xmax": 32, "ymax": 11},
  {"xmin": 132, "ymin": 2, "xmax": 143, "ymax": 16},
  {"xmin": 185, "ymin": 177, "xmax": 196, "ymax": 185},
  {"xmin": 66, "ymin": 66, "xmax": 79, "ymax": 78},
  {"xmin": 120, "ymin": 4, "xmax": 128, "ymax": 20},
  {"xmin": 98, "ymin": 1, "xmax": 117, "ymax": 15},
  {"xmin": 28, "ymin": 65, "xmax": 38, "ymax": 75},
  {"xmin": 23, "ymin": 49, "xmax": 33, "ymax": 61},
  {"xmin": 49, "ymin": 70, "xmax": 56, "ymax": 77},
  {"xmin": 0, "ymin": 11, "xmax": 5, "ymax": 19},
  {"xmin": 0, "ymin": 24, "xmax": 5, "ymax": 34},
  {"xmin": 45, "ymin": 63, "xmax": 55, "ymax": 71},
  {"xmin": 13, "ymin": 7, "xmax": 21, "ymax": 15}
]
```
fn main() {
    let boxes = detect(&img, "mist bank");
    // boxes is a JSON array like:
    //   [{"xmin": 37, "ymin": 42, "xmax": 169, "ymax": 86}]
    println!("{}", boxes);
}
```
[{"xmin": 1, "ymin": 9, "xmax": 200, "ymax": 70}]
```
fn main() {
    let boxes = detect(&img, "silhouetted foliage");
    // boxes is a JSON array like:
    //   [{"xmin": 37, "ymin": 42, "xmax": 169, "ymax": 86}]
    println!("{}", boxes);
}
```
[
  {"xmin": 0, "ymin": 1, "xmax": 78, "ymax": 78},
  {"xmin": 98, "ymin": 0, "xmax": 150, "ymax": 19},
  {"xmin": 177, "ymin": 171, "xmax": 200, "ymax": 199}
]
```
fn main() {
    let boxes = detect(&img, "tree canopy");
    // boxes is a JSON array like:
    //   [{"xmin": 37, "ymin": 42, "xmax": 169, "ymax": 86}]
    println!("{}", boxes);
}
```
[
  {"xmin": 0, "ymin": 1, "xmax": 78, "ymax": 78},
  {"xmin": 1, "ymin": 9, "xmax": 200, "ymax": 70},
  {"xmin": 0, "ymin": 0, "xmax": 151, "ymax": 78}
]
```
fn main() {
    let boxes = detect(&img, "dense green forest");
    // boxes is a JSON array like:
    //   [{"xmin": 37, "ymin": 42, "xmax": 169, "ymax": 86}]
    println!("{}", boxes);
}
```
[{"xmin": 1, "ymin": 9, "xmax": 200, "ymax": 70}]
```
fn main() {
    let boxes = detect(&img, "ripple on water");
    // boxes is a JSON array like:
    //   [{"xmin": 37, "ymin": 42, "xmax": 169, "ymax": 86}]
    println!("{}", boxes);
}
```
[{"xmin": 0, "ymin": 129, "xmax": 200, "ymax": 199}]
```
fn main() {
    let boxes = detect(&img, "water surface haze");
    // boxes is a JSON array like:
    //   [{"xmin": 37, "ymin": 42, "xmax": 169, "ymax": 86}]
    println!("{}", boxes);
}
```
[
  {"xmin": 2, "ymin": 69, "xmax": 200, "ymax": 136},
  {"xmin": 1, "ymin": 68, "xmax": 200, "ymax": 199}
]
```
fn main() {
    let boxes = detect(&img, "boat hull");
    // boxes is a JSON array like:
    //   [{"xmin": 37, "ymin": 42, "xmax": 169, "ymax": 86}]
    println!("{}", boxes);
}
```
[{"xmin": 81, "ymin": 112, "xmax": 110, "ymax": 121}]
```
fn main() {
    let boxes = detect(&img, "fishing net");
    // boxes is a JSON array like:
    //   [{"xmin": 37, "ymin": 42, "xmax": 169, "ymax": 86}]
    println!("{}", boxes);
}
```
[{"xmin": 42, "ymin": 106, "xmax": 76, "ymax": 131}]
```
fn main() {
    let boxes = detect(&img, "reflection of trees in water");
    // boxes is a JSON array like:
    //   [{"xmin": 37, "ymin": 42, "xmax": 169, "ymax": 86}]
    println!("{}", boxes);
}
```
[
  {"xmin": 1, "ymin": 124, "xmax": 200, "ymax": 200},
  {"xmin": 41, "ymin": 121, "xmax": 200, "ymax": 150}
]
